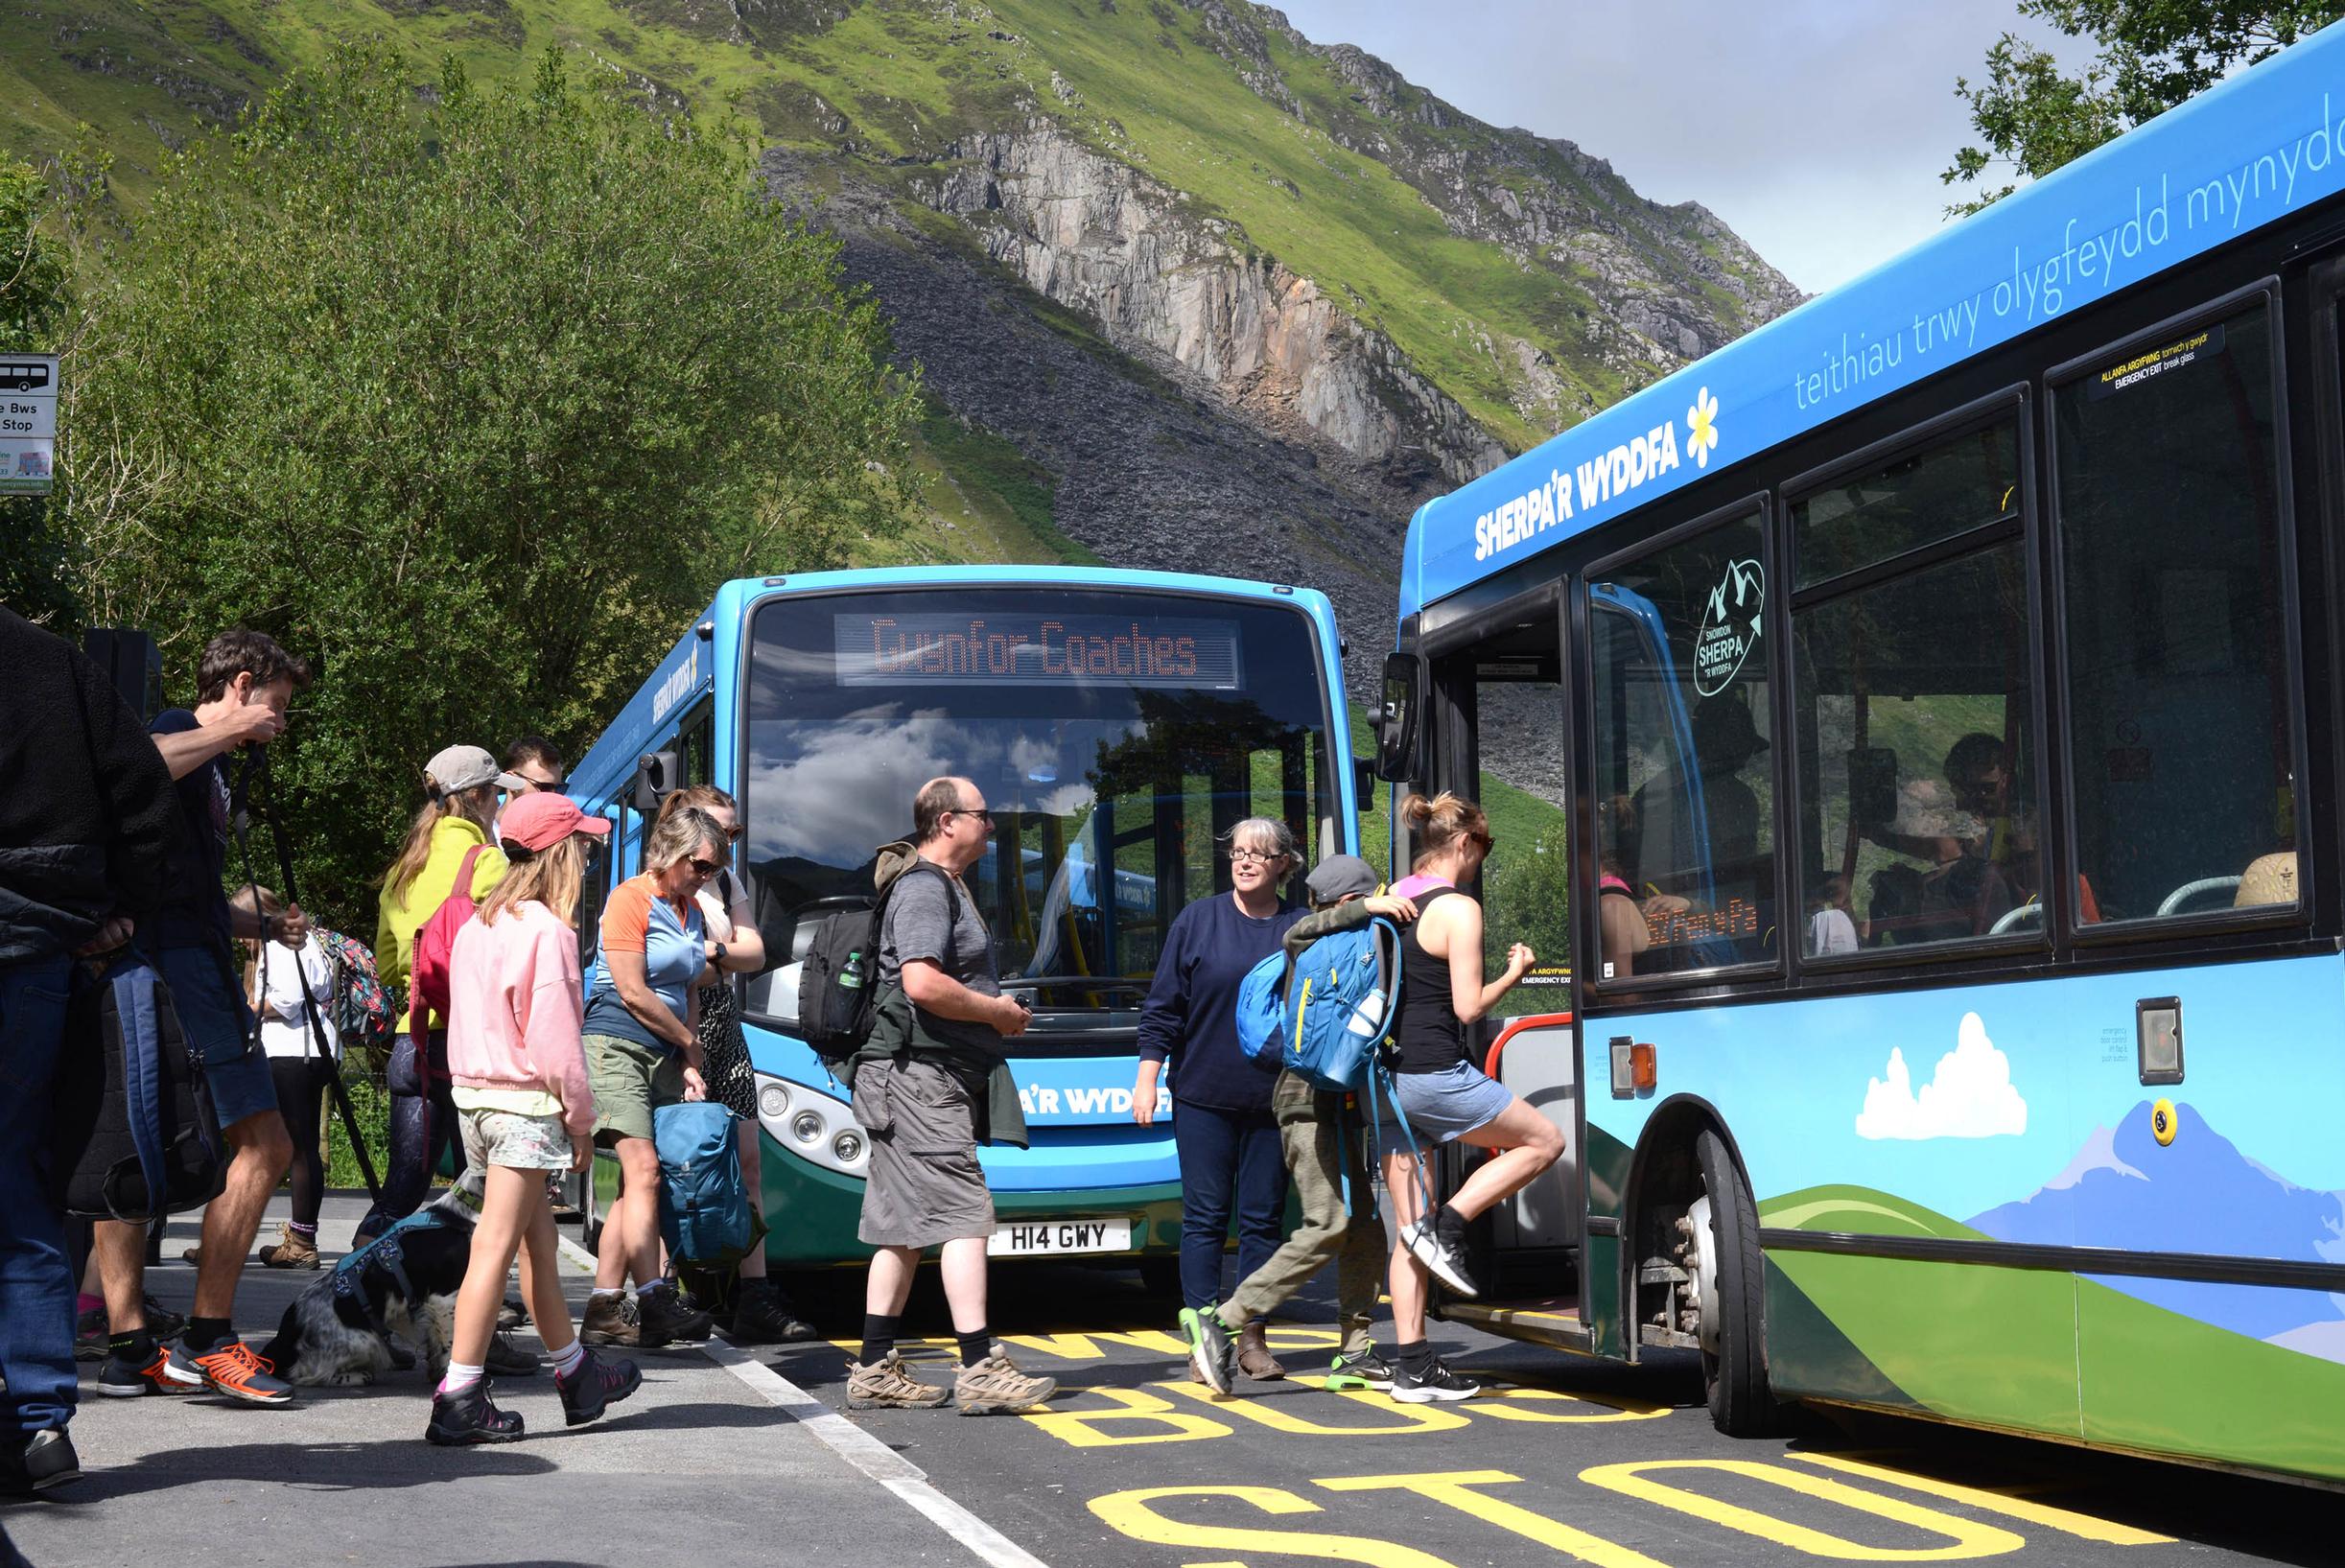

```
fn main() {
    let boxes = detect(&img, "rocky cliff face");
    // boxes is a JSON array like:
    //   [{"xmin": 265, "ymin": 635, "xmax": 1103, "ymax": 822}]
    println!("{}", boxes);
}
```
[{"xmin": 922, "ymin": 124, "xmax": 1507, "ymax": 490}]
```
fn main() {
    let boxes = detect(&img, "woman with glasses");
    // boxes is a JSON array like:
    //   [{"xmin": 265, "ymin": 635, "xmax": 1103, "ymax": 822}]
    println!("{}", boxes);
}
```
[
  {"xmin": 577, "ymin": 805, "xmax": 722, "ymax": 1351},
  {"xmin": 1373, "ymin": 791, "xmax": 1565, "ymax": 1404},
  {"xmin": 646, "ymin": 785, "xmax": 815, "ymax": 1344},
  {"xmin": 1134, "ymin": 817, "xmax": 1308, "ymax": 1382}
]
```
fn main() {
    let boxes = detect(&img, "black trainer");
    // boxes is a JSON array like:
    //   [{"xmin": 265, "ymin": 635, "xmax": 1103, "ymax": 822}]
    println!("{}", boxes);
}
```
[
  {"xmin": 1390, "ymin": 1353, "xmax": 1481, "ymax": 1404},
  {"xmin": 0, "ymin": 1428, "xmax": 81, "ymax": 1495},
  {"xmin": 424, "ymin": 1380, "xmax": 525, "ymax": 1445},
  {"xmin": 1178, "ymin": 1304, "xmax": 1236, "ymax": 1394},
  {"xmin": 1402, "ymin": 1207, "xmax": 1481, "ymax": 1298},
  {"xmin": 483, "ymin": 1332, "xmax": 540, "ymax": 1377},
  {"xmin": 556, "ymin": 1347, "xmax": 643, "ymax": 1427},
  {"xmin": 636, "ymin": 1284, "xmax": 712, "ymax": 1347},
  {"xmin": 729, "ymin": 1280, "xmax": 816, "ymax": 1345}
]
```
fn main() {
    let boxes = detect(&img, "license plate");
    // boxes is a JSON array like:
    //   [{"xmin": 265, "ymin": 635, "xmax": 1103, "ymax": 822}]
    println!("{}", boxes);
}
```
[{"xmin": 988, "ymin": 1218, "xmax": 1133, "ymax": 1256}]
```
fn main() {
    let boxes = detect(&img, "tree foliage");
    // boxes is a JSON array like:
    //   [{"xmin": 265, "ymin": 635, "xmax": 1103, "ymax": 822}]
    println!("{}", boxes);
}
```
[
  {"xmin": 51, "ymin": 44, "xmax": 920, "ymax": 919},
  {"xmin": 1943, "ymin": 1, "xmax": 2345, "ymax": 215}
]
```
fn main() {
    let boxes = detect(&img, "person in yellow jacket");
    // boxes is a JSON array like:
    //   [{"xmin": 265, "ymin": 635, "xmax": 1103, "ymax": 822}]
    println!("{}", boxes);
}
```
[{"xmin": 352, "ymin": 745, "xmax": 515, "ymax": 1246}]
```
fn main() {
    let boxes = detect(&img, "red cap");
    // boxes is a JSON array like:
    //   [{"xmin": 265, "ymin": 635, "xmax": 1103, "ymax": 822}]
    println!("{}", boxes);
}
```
[{"xmin": 501, "ymin": 792, "xmax": 612, "ymax": 853}]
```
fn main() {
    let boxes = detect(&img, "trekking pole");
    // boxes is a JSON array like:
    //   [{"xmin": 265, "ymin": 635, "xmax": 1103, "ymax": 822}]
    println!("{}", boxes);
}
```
[{"xmin": 240, "ymin": 749, "xmax": 385, "ymax": 1206}]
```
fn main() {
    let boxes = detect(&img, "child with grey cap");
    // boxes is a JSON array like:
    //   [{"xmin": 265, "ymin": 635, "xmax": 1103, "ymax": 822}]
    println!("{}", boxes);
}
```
[{"xmin": 1179, "ymin": 854, "xmax": 1418, "ymax": 1395}]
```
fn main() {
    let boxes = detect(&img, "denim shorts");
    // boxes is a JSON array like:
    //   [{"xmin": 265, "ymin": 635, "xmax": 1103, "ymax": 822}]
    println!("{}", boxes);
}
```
[
  {"xmin": 152, "ymin": 943, "xmax": 277, "ymax": 1130},
  {"xmin": 1370, "ymin": 1061, "xmax": 1513, "ymax": 1162}
]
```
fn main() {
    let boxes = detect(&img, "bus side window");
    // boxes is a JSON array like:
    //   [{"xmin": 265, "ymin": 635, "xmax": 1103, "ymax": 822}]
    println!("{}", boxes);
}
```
[
  {"xmin": 680, "ymin": 703, "xmax": 714, "ymax": 789},
  {"xmin": 577, "ymin": 831, "xmax": 610, "ymax": 969},
  {"xmin": 1587, "ymin": 507, "xmax": 1774, "ymax": 978},
  {"xmin": 2052, "ymin": 301, "xmax": 2299, "ymax": 925}
]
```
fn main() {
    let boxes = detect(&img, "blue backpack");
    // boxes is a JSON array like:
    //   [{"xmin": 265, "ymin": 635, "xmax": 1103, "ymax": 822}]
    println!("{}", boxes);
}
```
[
  {"xmin": 1236, "ymin": 918, "xmax": 1404, "ymax": 1091},
  {"xmin": 51, "ymin": 954, "xmax": 226, "ymax": 1222},
  {"xmin": 654, "ymin": 1101, "xmax": 754, "ymax": 1266}
]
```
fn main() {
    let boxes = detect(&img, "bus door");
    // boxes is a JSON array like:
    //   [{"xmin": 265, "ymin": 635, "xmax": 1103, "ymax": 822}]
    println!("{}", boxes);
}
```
[{"xmin": 1424, "ymin": 592, "xmax": 1581, "ymax": 1282}]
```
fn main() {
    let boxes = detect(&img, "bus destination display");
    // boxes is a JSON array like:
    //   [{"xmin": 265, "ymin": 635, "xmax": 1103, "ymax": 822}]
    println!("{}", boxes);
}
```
[{"xmin": 834, "ymin": 611, "xmax": 1243, "ymax": 689}]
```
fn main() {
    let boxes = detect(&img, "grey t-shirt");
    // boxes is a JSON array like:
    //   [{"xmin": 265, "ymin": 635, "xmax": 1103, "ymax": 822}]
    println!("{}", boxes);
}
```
[{"xmin": 879, "ymin": 860, "xmax": 1005, "ymax": 1057}]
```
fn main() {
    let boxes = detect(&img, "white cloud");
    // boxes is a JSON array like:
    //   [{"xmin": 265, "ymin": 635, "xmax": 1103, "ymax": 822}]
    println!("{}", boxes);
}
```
[{"xmin": 1855, "ymin": 1012, "xmax": 2028, "ymax": 1140}]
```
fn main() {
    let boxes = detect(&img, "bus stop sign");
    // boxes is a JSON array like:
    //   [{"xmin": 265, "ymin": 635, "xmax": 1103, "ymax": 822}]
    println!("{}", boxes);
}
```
[{"xmin": 0, "ymin": 354, "xmax": 58, "ymax": 496}]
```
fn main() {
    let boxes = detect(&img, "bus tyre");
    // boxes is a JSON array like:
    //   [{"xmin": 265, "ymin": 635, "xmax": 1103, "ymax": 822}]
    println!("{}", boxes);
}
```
[{"xmin": 1692, "ymin": 1128, "xmax": 1777, "ymax": 1437}]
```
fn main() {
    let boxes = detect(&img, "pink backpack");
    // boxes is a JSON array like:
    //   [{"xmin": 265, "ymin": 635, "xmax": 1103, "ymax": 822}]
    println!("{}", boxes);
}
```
[{"xmin": 406, "ymin": 844, "xmax": 488, "ymax": 1029}]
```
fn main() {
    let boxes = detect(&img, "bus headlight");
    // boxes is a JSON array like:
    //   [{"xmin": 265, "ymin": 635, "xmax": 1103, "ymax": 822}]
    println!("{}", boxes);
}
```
[
  {"xmin": 832, "ymin": 1131, "xmax": 863, "ymax": 1164},
  {"xmin": 754, "ymin": 1070, "xmax": 868, "ymax": 1176},
  {"xmin": 758, "ymin": 1082, "xmax": 791, "ymax": 1120},
  {"xmin": 790, "ymin": 1110, "xmax": 824, "ymax": 1145}
]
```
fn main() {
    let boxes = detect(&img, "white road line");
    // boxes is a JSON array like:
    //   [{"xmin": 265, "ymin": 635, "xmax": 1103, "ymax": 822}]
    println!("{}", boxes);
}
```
[{"xmin": 551, "ymin": 1232, "xmax": 1048, "ymax": 1568}]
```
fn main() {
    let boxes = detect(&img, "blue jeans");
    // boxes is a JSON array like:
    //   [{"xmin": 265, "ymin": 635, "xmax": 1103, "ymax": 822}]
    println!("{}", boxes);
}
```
[
  {"xmin": 0, "ymin": 955, "xmax": 76, "ymax": 1438},
  {"xmin": 1172, "ymin": 1100, "xmax": 1287, "ymax": 1314}
]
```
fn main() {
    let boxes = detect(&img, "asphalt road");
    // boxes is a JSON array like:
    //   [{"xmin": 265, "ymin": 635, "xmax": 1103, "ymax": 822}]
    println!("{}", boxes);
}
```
[
  {"xmin": 12, "ymin": 1197, "xmax": 2335, "ymax": 1568},
  {"xmin": 769, "ymin": 1258, "xmax": 2339, "ymax": 1568}
]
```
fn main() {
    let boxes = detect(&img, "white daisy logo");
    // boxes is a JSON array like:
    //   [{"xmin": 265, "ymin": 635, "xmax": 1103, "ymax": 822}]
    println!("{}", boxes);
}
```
[{"xmin": 1686, "ymin": 386, "xmax": 1720, "ymax": 469}]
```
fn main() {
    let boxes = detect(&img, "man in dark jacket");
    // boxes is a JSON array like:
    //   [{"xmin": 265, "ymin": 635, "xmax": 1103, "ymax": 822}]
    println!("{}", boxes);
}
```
[{"xmin": 0, "ymin": 609, "xmax": 181, "ymax": 1496}]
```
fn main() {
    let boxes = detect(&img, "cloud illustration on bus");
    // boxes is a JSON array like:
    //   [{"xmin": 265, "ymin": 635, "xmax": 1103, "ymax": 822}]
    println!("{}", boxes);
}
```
[{"xmin": 1855, "ymin": 1012, "xmax": 2028, "ymax": 1139}]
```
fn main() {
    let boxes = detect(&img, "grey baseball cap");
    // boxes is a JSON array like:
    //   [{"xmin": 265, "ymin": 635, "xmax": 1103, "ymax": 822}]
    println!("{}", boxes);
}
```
[
  {"xmin": 423, "ymin": 743, "xmax": 502, "ymax": 796},
  {"xmin": 1305, "ymin": 854, "xmax": 1379, "ymax": 901}
]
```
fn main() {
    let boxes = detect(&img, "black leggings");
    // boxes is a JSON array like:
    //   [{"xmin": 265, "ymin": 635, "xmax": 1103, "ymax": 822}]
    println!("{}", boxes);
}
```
[
  {"xmin": 355, "ymin": 1030, "xmax": 464, "ymax": 1238},
  {"xmin": 268, "ymin": 1055, "xmax": 337, "ymax": 1229}
]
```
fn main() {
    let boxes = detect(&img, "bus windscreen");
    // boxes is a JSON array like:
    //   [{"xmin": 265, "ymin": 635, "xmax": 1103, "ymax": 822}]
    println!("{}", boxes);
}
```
[{"xmin": 741, "ymin": 587, "xmax": 1338, "ymax": 1026}]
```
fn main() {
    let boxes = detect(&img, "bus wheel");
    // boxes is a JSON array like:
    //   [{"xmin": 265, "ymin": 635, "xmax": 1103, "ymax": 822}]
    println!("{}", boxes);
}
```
[{"xmin": 1686, "ymin": 1129, "xmax": 1778, "ymax": 1437}]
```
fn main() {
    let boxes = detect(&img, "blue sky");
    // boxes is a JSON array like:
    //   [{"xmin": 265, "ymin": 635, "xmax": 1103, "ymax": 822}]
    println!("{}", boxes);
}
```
[{"xmin": 1271, "ymin": 0, "xmax": 2071, "ymax": 295}]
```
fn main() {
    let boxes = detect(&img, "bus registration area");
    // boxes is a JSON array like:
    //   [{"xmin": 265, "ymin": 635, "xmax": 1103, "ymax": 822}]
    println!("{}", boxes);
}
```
[{"xmin": 832, "ymin": 1326, "xmax": 2183, "ymax": 1565}]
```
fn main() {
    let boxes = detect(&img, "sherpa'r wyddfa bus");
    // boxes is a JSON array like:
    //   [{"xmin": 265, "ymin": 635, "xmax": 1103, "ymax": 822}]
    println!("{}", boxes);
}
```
[{"xmin": 1376, "ymin": 23, "xmax": 2345, "ymax": 1486}]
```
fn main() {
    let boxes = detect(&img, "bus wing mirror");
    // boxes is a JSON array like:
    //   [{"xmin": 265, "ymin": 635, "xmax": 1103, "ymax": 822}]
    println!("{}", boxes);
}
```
[
  {"xmin": 1373, "ymin": 652, "xmax": 1420, "ymax": 784},
  {"xmin": 631, "ymin": 749, "xmax": 680, "ymax": 811},
  {"xmin": 1353, "ymin": 756, "xmax": 1379, "ymax": 812}
]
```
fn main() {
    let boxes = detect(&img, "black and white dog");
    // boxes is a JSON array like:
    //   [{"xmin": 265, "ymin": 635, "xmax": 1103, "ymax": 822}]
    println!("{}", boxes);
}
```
[{"xmin": 258, "ymin": 1171, "xmax": 484, "ymax": 1387}]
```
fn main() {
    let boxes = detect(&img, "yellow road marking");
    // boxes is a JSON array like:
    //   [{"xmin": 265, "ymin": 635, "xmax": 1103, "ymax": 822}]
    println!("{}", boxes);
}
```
[
  {"xmin": 1318, "ymin": 1470, "xmax": 1674, "ymax": 1568},
  {"xmin": 1580, "ymin": 1460, "xmax": 2025, "ymax": 1559},
  {"xmin": 1000, "ymin": 1328, "xmax": 1190, "ymax": 1361},
  {"xmin": 1090, "ymin": 1485, "xmax": 1459, "ymax": 1566},
  {"xmin": 1794, "ymin": 1455, "xmax": 2173, "ymax": 1545},
  {"xmin": 1160, "ymin": 1379, "xmax": 1471, "ymax": 1434},
  {"xmin": 1471, "ymin": 1389, "xmax": 1673, "ymax": 1424},
  {"xmin": 1022, "ymin": 1386, "xmax": 1231, "ymax": 1447}
]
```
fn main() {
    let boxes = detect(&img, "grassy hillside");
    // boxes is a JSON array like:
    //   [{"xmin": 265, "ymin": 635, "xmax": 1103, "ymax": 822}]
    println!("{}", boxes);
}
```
[{"xmin": 1, "ymin": 0, "xmax": 1770, "ymax": 457}]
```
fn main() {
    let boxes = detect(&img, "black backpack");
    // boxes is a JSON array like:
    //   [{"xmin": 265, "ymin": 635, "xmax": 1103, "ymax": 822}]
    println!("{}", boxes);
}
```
[
  {"xmin": 796, "ymin": 848, "xmax": 949, "ymax": 1063},
  {"xmin": 50, "ymin": 953, "xmax": 228, "ymax": 1222}
]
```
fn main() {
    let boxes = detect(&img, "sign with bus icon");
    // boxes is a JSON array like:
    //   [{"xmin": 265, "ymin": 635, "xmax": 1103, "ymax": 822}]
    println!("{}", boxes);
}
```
[
  {"xmin": 0, "ymin": 362, "xmax": 50, "ymax": 392},
  {"xmin": 0, "ymin": 352, "xmax": 58, "ymax": 496}
]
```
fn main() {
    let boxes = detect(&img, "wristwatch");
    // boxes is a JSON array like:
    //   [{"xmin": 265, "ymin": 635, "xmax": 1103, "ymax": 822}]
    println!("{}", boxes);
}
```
[{"xmin": 711, "ymin": 941, "xmax": 729, "ymax": 970}]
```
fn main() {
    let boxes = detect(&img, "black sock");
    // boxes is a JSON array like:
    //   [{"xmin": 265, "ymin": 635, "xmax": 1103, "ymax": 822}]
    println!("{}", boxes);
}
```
[
  {"xmin": 1434, "ymin": 1203, "xmax": 1466, "ymax": 1245},
  {"xmin": 183, "ymin": 1316, "xmax": 233, "ymax": 1354},
  {"xmin": 957, "ymin": 1326, "xmax": 993, "ymax": 1367},
  {"xmin": 859, "ymin": 1313, "xmax": 899, "ymax": 1367},
  {"xmin": 108, "ymin": 1329, "xmax": 156, "ymax": 1366},
  {"xmin": 1394, "ymin": 1338, "xmax": 1434, "ymax": 1373}
]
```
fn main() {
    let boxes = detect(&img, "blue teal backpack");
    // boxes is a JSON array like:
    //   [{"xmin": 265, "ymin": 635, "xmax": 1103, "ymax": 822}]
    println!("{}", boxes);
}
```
[
  {"xmin": 654, "ymin": 1101, "xmax": 753, "ymax": 1266},
  {"xmin": 1236, "ymin": 918, "xmax": 1404, "ymax": 1091}
]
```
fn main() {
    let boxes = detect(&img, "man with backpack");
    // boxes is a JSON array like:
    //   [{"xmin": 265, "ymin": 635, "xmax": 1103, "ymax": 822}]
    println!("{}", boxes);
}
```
[
  {"xmin": 841, "ymin": 777, "xmax": 1057, "ymax": 1416},
  {"xmin": 91, "ymin": 629, "xmax": 309, "ymax": 1405},
  {"xmin": 1181, "ymin": 855, "xmax": 1418, "ymax": 1397},
  {"xmin": 0, "ymin": 610, "xmax": 182, "ymax": 1492}
]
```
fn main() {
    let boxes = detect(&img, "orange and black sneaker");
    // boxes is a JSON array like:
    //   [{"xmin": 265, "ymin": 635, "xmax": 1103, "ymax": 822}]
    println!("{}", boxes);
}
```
[
  {"xmin": 190, "ymin": 1340, "xmax": 295, "ymax": 1405},
  {"xmin": 96, "ymin": 1343, "xmax": 204, "ymax": 1398}
]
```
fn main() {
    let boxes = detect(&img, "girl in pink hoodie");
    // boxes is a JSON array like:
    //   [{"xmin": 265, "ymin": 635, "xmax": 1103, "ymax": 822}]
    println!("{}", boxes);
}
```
[{"xmin": 427, "ymin": 793, "xmax": 637, "ymax": 1446}]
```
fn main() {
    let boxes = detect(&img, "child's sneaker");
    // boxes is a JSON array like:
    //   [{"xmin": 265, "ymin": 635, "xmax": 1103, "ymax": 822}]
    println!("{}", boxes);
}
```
[
  {"xmin": 556, "ymin": 1347, "xmax": 642, "ymax": 1427},
  {"xmin": 845, "ymin": 1350, "xmax": 950, "ymax": 1410},
  {"xmin": 1390, "ymin": 1353, "xmax": 1481, "ymax": 1404},
  {"xmin": 190, "ymin": 1340, "xmax": 295, "ymax": 1405},
  {"xmin": 953, "ymin": 1347, "xmax": 1057, "ymax": 1416},
  {"xmin": 425, "ymin": 1380, "xmax": 525, "ymax": 1445},
  {"xmin": 96, "ymin": 1343, "xmax": 204, "ymax": 1397},
  {"xmin": 1323, "ymin": 1347, "xmax": 1395, "ymax": 1392},
  {"xmin": 1177, "ymin": 1304, "xmax": 1235, "ymax": 1394}
]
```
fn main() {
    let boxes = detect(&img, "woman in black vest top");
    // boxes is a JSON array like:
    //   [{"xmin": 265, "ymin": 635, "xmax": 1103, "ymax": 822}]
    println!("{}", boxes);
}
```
[{"xmin": 1374, "ymin": 792, "xmax": 1566, "ymax": 1403}]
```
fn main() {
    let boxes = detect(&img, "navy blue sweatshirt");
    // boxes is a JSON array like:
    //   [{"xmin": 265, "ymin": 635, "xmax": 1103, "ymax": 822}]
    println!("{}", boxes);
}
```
[{"xmin": 1137, "ymin": 894, "xmax": 1305, "ymax": 1113}]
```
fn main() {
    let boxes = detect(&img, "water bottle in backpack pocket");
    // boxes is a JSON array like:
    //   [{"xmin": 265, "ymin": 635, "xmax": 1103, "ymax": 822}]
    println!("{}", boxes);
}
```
[
  {"xmin": 655, "ymin": 1099, "xmax": 755, "ymax": 1267},
  {"xmin": 50, "ymin": 954, "xmax": 227, "ymax": 1221}
]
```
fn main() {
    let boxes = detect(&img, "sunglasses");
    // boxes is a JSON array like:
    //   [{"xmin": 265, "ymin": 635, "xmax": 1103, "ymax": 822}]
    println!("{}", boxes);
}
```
[
  {"xmin": 950, "ymin": 807, "xmax": 996, "ymax": 826},
  {"xmin": 1466, "ymin": 831, "xmax": 1495, "ymax": 853},
  {"xmin": 686, "ymin": 855, "xmax": 724, "ymax": 878}
]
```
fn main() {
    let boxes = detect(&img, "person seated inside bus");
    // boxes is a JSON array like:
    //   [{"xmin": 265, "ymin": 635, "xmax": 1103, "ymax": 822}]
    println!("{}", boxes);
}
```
[
  {"xmin": 1860, "ymin": 735, "xmax": 2029, "ymax": 940},
  {"xmin": 1806, "ymin": 873, "xmax": 1858, "ymax": 957},
  {"xmin": 1596, "ymin": 856, "xmax": 1650, "ymax": 979},
  {"xmin": 1617, "ymin": 699, "xmax": 1770, "ymax": 968}
]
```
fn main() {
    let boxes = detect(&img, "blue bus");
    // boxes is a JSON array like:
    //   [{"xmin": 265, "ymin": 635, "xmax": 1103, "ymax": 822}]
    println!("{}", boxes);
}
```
[
  {"xmin": 1375, "ymin": 25, "xmax": 2345, "ymax": 1484},
  {"xmin": 570, "ymin": 566, "xmax": 1361, "ymax": 1274}
]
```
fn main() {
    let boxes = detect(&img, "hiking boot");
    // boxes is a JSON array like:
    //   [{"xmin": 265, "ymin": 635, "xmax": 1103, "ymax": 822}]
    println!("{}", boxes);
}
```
[
  {"xmin": 953, "ymin": 1348, "xmax": 1057, "ymax": 1416},
  {"xmin": 484, "ymin": 1332, "xmax": 539, "ymax": 1377},
  {"xmin": 497, "ymin": 1296, "xmax": 527, "ymax": 1331},
  {"xmin": 844, "ymin": 1350, "xmax": 950, "ymax": 1411},
  {"xmin": 0, "ymin": 1429, "xmax": 80, "ymax": 1496},
  {"xmin": 1178, "ymin": 1304, "xmax": 1235, "ymax": 1394},
  {"xmin": 636, "ymin": 1284, "xmax": 711, "ymax": 1347},
  {"xmin": 190, "ymin": 1340, "xmax": 295, "ymax": 1405},
  {"xmin": 257, "ymin": 1223, "xmax": 320, "ymax": 1270},
  {"xmin": 1236, "ymin": 1322, "xmax": 1285, "ymax": 1381},
  {"xmin": 729, "ymin": 1279, "xmax": 816, "ymax": 1345},
  {"xmin": 425, "ymin": 1380, "xmax": 525, "ymax": 1445},
  {"xmin": 1323, "ymin": 1347, "xmax": 1395, "ymax": 1392},
  {"xmin": 97, "ymin": 1343, "xmax": 204, "ymax": 1397},
  {"xmin": 1401, "ymin": 1206, "xmax": 1480, "ymax": 1298},
  {"xmin": 556, "ymin": 1348, "xmax": 643, "ymax": 1427},
  {"xmin": 74, "ymin": 1306, "xmax": 108, "ymax": 1362},
  {"xmin": 1390, "ymin": 1352, "xmax": 1481, "ymax": 1404},
  {"xmin": 179, "ymin": 1245, "xmax": 202, "ymax": 1266},
  {"xmin": 580, "ymin": 1293, "xmax": 640, "ymax": 1347}
]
